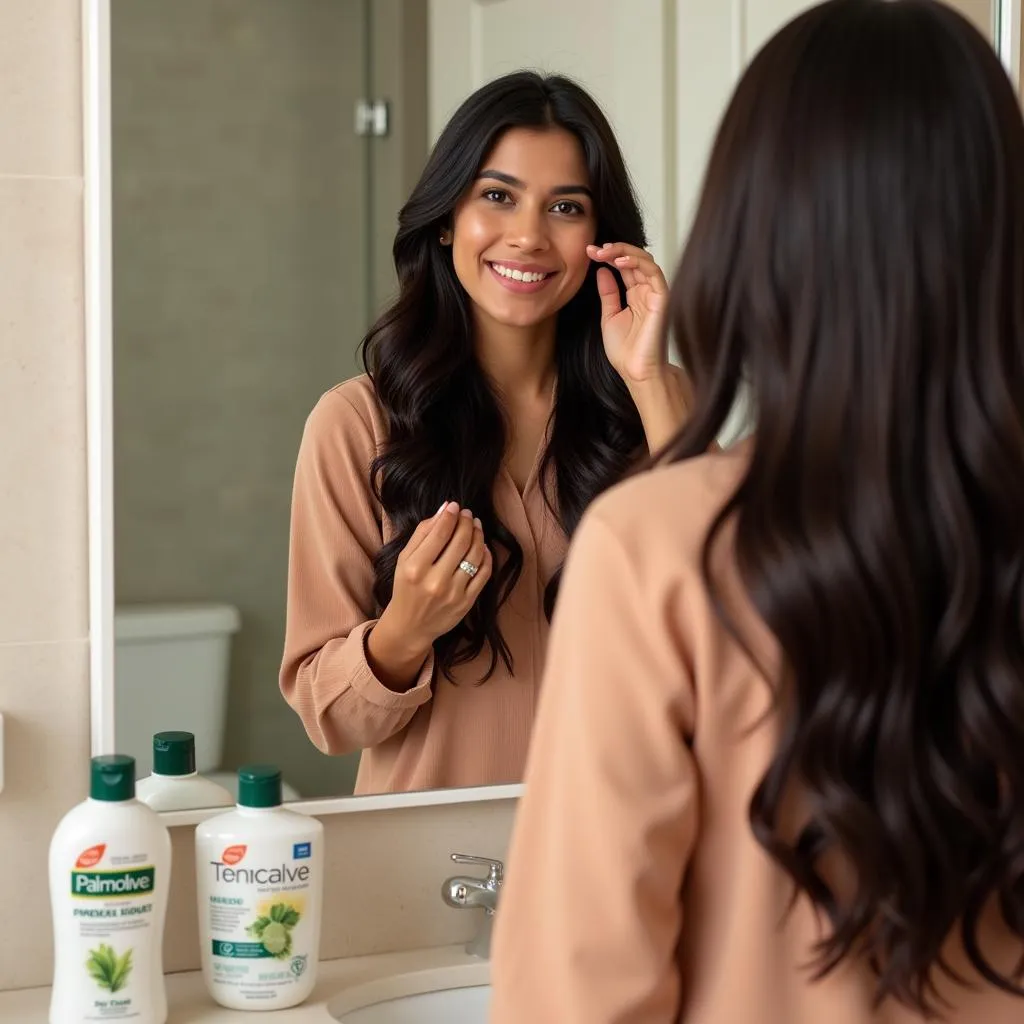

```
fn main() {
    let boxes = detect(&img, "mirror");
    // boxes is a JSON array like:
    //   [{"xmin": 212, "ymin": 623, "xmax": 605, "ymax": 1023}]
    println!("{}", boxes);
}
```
[{"xmin": 92, "ymin": 0, "xmax": 1009, "ymax": 811}]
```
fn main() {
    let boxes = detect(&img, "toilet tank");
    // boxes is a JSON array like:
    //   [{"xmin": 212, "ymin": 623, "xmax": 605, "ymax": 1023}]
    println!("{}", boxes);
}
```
[{"xmin": 114, "ymin": 603, "xmax": 241, "ymax": 779}]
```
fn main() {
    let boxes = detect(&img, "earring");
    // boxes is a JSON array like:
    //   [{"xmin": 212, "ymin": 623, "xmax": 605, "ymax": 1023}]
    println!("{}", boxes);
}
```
[{"xmin": 439, "ymin": 229, "xmax": 452, "ymax": 245}]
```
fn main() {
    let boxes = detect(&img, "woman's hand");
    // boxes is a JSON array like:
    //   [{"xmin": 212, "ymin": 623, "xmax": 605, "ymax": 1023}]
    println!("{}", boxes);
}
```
[
  {"xmin": 589, "ymin": 242, "xmax": 692, "ymax": 452},
  {"xmin": 367, "ymin": 502, "xmax": 493, "ymax": 690},
  {"xmin": 589, "ymin": 242, "xmax": 671, "ymax": 387}
]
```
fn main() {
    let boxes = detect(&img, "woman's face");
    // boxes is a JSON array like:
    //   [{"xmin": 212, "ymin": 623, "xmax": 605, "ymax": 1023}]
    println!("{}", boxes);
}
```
[{"xmin": 450, "ymin": 127, "xmax": 598, "ymax": 332}]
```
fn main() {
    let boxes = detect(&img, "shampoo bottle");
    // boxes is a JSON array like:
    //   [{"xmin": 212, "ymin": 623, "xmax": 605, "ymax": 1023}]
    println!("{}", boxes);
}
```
[
  {"xmin": 195, "ymin": 765, "xmax": 323, "ymax": 1010},
  {"xmin": 136, "ymin": 732, "xmax": 234, "ymax": 811},
  {"xmin": 49, "ymin": 755, "xmax": 172, "ymax": 1024}
]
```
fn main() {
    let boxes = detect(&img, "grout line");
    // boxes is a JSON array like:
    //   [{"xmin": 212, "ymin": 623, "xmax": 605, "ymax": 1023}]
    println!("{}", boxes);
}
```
[
  {"xmin": 0, "ymin": 637, "xmax": 89, "ymax": 652},
  {"xmin": 0, "ymin": 173, "xmax": 84, "ymax": 183}
]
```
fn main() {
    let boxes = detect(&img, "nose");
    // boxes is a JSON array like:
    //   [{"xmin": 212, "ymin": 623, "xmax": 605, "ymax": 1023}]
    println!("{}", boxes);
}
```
[{"xmin": 505, "ymin": 203, "xmax": 549, "ymax": 253}]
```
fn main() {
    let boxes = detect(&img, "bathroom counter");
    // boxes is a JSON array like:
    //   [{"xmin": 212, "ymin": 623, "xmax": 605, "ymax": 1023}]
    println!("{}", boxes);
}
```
[{"xmin": 0, "ymin": 944, "xmax": 481, "ymax": 1022}]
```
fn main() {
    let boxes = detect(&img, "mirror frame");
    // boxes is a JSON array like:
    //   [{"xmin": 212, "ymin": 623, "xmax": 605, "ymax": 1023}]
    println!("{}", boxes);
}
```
[
  {"xmin": 998, "ymin": 0, "xmax": 1021, "ymax": 81},
  {"xmin": 83, "ymin": 0, "xmax": 1020, "ymax": 822},
  {"xmin": 81, "ymin": 0, "xmax": 521, "ymax": 822}
]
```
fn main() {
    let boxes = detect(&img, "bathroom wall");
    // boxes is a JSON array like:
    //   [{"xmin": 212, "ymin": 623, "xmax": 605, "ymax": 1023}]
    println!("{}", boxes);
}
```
[
  {"xmin": 110, "ymin": 0, "xmax": 373, "ymax": 799},
  {"xmin": 0, "ymin": 0, "xmax": 92, "ymax": 995},
  {"xmin": 949, "ymin": 0, "xmax": 996, "ymax": 36},
  {"xmin": 370, "ymin": 0, "xmax": 429, "ymax": 311}
]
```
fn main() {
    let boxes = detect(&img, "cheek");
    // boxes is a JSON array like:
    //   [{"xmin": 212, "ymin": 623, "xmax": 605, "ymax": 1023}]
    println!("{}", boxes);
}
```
[
  {"xmin": 452, "ymin": 214, "xmax": 498, "ymax": 283},
  {"xmin": 559, "ymin": 226, "xmax": 597, "ymax": 287},
  {"xmin": 453, "ymin": 209, "xmax": 495, "ymax": 256}
]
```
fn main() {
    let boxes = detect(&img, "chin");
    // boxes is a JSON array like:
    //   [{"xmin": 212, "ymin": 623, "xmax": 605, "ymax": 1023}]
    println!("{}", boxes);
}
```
[
  {"xmin": 503, "ymin": 314, "xmax": 552, "ymax": 330},
  {"xmin": 486, "ymin": 305, "xmax": 552, "ymax": 330}
]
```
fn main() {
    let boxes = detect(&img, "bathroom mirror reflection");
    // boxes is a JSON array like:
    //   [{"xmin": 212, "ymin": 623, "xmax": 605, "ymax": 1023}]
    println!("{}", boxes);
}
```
[
  {"xmin": 108, "ymin": 0, "xmax": 684, "ymax": 808},
  {"xmin": 106, "ymin": 0, "xmax": 1007, "ymax": 810}
]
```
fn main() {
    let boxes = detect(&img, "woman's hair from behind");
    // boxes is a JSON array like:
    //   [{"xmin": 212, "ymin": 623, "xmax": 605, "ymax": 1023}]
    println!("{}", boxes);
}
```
[
  {"xmin": 362, "ymin": 71, "xmax": 646, "ymax": 681},
  {"xmin": 665, "ymin": 0, "xmax": 1024, "ymax": 1012}
]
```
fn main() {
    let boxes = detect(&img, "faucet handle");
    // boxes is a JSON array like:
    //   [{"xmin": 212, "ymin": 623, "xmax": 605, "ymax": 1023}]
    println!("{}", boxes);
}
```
[{"xmin": 450, "ymin": 852, "xmax": 504, "ymax": 885}]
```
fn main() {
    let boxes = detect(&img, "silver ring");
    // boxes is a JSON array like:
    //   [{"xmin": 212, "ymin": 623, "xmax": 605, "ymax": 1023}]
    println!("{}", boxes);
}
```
[{"xmin": 458, "ymin": 559, "xmax": 479, "ymax": 579}]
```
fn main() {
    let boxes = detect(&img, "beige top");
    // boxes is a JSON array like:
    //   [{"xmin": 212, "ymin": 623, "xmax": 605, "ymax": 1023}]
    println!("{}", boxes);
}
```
[
  {"xmin": 491, "ymin": 444, "xmax": 1024, "ymax": 1023},
  {"xmin": 279, "ymin": 376, "xmax": 567, "ymax": 794}
]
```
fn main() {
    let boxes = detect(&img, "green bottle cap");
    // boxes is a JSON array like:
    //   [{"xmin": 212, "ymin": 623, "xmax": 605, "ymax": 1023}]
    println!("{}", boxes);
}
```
[
  {"xmin": 90, "ymin": 755, "xmax": 136, "ymax": 802},
  {"xmin": 152, "ymin": 731, "xmax": 196, "ymax": 776},
  {"xmin": 237, "ymin": 765, "xmax": 282, "ymax": 809}
]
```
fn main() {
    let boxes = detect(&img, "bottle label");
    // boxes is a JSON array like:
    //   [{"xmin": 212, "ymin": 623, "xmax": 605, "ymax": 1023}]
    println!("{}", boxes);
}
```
[
  {"xmin": 201, "ymin": 838, "xmax": 317, "ymax": 1002},
  {"xmin": 67, "ymin": 844, "xmax": 158, "ymax": 1020}
]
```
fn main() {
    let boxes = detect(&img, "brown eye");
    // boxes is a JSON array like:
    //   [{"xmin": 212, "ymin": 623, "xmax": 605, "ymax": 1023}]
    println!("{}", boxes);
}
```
[{"xmin": 551, "ymin": 200, "xmax": 585, "ymax": 216}]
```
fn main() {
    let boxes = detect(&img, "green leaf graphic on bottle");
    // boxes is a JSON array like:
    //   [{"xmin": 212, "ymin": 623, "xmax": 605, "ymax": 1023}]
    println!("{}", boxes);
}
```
[
  {"xmin": 86, "ymin": 944, "xmax": 133, "ymax": 993},
  {"xmin": 246, "ymin": 902, "xmax": 302, "ymax": 959}
]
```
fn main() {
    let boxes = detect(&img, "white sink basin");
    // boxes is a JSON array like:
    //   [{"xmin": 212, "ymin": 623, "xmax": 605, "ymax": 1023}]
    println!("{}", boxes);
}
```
[
  {"xmin": 335, "ymin": 985, "xmax": 489, "ymax": 1024},
  {"xmin": 328, "ymin": 964, "xmax": 490, "ymax": 1024}
]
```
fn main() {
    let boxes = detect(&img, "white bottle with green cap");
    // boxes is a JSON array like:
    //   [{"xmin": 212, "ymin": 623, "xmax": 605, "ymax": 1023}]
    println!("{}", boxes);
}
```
[
  {"xmin": 136, "ymin": 732, "xmax": 234, "ymax": 811},
  {"xmin": 48, "ymin": 754, "xmax": 172, "ymax": 1024},
  {"xmin": 195, "ymin": 764, "xmax": 324, "ymax": 1010}
]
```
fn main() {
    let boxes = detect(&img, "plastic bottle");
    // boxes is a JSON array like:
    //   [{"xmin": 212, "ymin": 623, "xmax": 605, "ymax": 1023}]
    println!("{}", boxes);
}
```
[
  {"xmin": 195, "ymin": 764, "xmax": 323, "ymax": 1010},
  {"xmin": 49, "ymin": 754, "xmax": 172, "ymax": 1024},
  {"xmin": 136, "ymin": 732, "xmax": 234, "ymax": 812}
]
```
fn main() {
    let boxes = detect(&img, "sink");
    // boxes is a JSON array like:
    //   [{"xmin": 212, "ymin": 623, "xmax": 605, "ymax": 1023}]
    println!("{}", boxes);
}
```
[
  {"xmin": 334, "ymin": 985, "xmax": 489, "ymax": 1024},
  {"xmin": 328, "ymin": 964, "xmax": 490, "ymax": 1024}
]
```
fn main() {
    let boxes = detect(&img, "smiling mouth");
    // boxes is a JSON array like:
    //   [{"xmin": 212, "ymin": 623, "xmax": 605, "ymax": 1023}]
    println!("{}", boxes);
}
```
[
  {"xmin": 486, "ymin": 261, "xmax": 557, "ymax": 294},
  {"xmin": 487, "ymin": 261, "xmax": 556, "ymax": 283}
]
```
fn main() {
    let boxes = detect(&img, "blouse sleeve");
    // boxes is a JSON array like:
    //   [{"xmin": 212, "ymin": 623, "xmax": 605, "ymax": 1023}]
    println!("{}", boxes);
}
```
[
  {"xmin": 491, "ymin": 510, "xmax": 700, "ymax": 1024},
  {"xmin": 279, "ymin": 388, "xmax": 434, "ymax": 754}
]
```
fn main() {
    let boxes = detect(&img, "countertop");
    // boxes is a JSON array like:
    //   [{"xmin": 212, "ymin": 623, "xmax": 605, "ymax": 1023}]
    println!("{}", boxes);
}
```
[{"xmin": 0, "ymin": 944, "xmax": 483, "ymax": 1022}]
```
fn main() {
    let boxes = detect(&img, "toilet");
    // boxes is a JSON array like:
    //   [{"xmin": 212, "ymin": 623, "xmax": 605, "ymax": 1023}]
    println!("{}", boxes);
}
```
[{"xmin": 114, "ymin": 603, "xmax": 301, "ymax": 801}]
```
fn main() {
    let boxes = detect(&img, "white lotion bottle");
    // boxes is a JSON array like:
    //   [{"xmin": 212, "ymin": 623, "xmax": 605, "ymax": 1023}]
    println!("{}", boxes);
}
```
[
  {"xmin": 195, "ymin": 765, "xmax": 324, "ymax": 1010},
  {"xmin": 136, "ymin": 732, "xmax": 234, "ymax": 811},
  {"xmin": 49, "ymin": 755, "xmax": 172, "ymax": 1024}
]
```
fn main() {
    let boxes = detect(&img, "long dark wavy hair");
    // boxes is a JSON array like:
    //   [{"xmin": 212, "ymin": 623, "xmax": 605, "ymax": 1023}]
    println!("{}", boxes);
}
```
[
  {"xmin": 662, "ymin": 0, "xmax": 1024, "ymax": 1013},
  {"xmin": 362, "ymin": 71, "xmax": 646, "ymax": 681}
]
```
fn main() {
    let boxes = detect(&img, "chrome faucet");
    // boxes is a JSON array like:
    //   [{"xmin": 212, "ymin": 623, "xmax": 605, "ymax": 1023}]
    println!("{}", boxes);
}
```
[{"xmin": 441, "ymin": 852, "xmax": 504, "ymax": 959}]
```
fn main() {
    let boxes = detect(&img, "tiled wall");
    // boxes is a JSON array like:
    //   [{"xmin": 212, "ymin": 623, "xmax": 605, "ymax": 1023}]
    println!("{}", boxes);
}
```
[{"xmin": 0, "ymin": 0, "xmax": 92, "ymax": 994}]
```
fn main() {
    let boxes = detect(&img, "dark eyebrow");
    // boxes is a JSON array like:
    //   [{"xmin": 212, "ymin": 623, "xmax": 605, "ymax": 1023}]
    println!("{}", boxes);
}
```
[{"xmin": 477, "ymin": 168, "xmax": 593, "ymax": 199}]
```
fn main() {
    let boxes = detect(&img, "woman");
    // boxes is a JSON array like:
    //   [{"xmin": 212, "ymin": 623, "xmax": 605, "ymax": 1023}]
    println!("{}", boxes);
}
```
[
  {"xmin": 279, "ymin": 71, "xmax": 688, "ymax": 794},
  {"xmin": 492, "ymin": 2, "xmax": 1024, "ymax": 1021}
]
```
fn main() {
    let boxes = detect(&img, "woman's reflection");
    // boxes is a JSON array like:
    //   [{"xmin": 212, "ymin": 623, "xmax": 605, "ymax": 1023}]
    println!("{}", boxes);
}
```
[{"xmin": 279, "ymin": 71, "xmax": 690, "ymax": 794}]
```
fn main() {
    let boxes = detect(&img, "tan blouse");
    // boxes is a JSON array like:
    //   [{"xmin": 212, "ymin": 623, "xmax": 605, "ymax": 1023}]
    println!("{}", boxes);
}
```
[
  {"xmin": 491, "ymin": 444, "xmax": 1024, "ymax": 1023},
  {"xmin": 279, "ymin": 375, "xmax": 567, "ymax": 795}
]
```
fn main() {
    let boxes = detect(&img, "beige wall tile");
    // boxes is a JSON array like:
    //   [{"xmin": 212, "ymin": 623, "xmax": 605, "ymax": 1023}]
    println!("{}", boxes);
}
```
[
  {"xmin": 0, "ymin": 178, "xmax": 88, "ymax": 645},
  {"xmin": 0, "ymin": 640, "xmax": 91, "ymax": 991},
  {"xmin": 0, "ymin": 0, "xmax": 83, "ymax": 178},
  {"xmin": 942, "ymin": 0, "xmax": 995, "ymax": 42},
  {"xmin": 164, "ymin": 799, "xmax": 517, "ymax": 973}
]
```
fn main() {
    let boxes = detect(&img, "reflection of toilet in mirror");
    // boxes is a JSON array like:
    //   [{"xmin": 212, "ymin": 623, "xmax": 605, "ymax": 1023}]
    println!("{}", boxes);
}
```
[{"xmin": 114, "ymin": 603, "xmax": 302, "ymax": 802}]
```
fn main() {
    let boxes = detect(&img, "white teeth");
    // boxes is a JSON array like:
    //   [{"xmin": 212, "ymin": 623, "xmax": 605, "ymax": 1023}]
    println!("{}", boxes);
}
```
[{"xmin": 491, "ymin": 263, "xmax": 548, "ymax": 283}]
